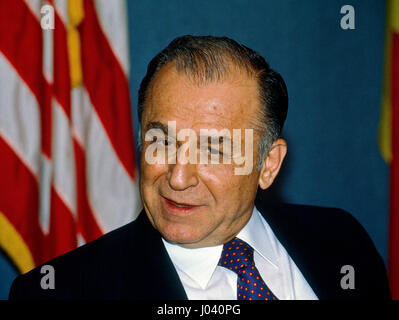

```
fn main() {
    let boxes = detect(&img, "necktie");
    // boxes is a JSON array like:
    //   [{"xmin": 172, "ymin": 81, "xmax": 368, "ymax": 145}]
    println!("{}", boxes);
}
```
[{"xmin": 218, "ymin": 237, "xmax": 278, "ymax": 300}]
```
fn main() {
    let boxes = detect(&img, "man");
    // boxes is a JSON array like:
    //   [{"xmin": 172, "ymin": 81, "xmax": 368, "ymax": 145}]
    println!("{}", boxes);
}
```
[{"xmin": 9, "ymin": 35, "xmax": 390, "ymax": 300}]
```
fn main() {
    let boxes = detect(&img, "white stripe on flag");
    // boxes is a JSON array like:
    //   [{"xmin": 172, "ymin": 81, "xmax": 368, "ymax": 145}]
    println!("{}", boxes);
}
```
[
  {"xmin": 53, "ymin": 0, "xmax": 68, "ymax": 25},
  {"xmin": 52, "ymin": 99, "xmax": 77, "ymax": 216},
  {"xmin": 39, "ymin": 154, "xmax": 52, "ymax": 234},
  {"xmin": 94, "ymin": 0, "xmax": 130, "ymax": 75},
  {"xmin": 0, "ymin": 53, "xmax": 41, "ymax": 178},
  {"xmin": 71, "ymin": 86, "xmax": 141, "ymax": 232},
  {"xmin": 42, "ymin": 22, "xmax": 53, "ymax": 83}
]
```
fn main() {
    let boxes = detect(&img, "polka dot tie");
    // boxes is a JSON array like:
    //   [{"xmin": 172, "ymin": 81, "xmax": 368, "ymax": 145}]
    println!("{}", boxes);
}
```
[{"xmin": 218, "ymin": 237, "xmax": 278, "ymax": 300}]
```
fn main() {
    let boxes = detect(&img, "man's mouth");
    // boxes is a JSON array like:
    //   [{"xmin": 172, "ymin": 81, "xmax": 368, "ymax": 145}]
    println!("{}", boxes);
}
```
[
  {"xmin": 169, "ymin": 201, "xmax": 192, "ymax": 208},
  {"xmin": 161, "ymin": 196, "xmax": 202, "ymax": 215}
]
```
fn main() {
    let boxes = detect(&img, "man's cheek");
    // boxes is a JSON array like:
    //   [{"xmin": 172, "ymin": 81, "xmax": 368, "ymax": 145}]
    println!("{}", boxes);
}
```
[
  {"xmin": 141, "ymin": 161, "xmax": 167, "ymax": 179},
  {"xmin": 197, "ymin": 163, "xmax": 236, "ymax": 182}
]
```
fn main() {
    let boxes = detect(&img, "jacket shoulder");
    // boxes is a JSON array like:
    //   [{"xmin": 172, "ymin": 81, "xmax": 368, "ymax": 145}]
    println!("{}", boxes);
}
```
[
  {"xmin": 9, "ymin": 216, "xmax": 143, "ymax": 300},
  {"xmin": 259, "ymin": 202, "xmax": 373, "ymax": 243},
  {"xmin": 256, "ymin": 201, "xmax": 391, "ymax": 299}
]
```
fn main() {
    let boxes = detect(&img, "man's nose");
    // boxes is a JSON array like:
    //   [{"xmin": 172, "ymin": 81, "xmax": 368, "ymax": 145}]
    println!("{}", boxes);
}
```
[{"xmin": 167, "ymin": 161, "xmax": 199, "ymax": 191}]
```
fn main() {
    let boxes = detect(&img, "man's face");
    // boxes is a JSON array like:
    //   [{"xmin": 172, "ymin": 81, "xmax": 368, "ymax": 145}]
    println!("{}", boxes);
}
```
[{"xmin": 140, "ymin": 63, "xmax": 263, "ymax": 248}]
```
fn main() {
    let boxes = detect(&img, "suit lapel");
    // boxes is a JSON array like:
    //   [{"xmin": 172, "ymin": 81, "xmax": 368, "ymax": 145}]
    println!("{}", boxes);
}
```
[{"xmin": 123, "ymin": 211, "xmax": 188, "ymax": 300}]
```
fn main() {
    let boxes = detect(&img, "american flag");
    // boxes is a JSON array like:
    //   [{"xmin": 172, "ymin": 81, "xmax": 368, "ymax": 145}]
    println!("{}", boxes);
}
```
[{"xmin": 0, "ymin": 0, "xmax": 141, "ymax": 274}]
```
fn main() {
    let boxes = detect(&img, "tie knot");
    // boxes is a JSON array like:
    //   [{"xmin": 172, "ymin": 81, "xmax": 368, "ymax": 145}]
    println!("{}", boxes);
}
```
[{"xmin": 218, "ymin": 237, "xmax": 255, "ymax": 273}]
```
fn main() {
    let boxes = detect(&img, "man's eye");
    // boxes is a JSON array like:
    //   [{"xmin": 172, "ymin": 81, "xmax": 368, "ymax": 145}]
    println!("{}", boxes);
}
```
[
  {"xmin": 207, "ymin": 146, "xmax": 221, "ymax": 155},
  {"xmin": 158, "ymin": 139, "xmax": 175, "ymax": 147}
]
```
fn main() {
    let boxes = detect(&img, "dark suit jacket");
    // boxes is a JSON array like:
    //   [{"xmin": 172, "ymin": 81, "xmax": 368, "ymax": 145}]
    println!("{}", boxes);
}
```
[{"xmin": 8, "ymin": 202, "xmax": 391, "ymax": 300}]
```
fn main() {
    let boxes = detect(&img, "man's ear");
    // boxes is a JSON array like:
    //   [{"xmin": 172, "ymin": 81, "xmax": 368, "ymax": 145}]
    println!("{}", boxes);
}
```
[{"xmin": 258, "ymin": 139, "xmax": 287, "ymax": 190}]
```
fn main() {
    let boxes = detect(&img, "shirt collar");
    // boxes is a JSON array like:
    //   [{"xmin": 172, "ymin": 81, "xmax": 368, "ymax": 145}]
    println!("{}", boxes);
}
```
[
  {"xmin": 162, "ymin": 238, "xmax": 223, "ymax": 289},
  {"xmin": 237, "ymin": 206, "xmax": 279, "ymax": 269},
  {"xmin": 162, "ymin": 206, "xmax": 278, "ymax": 289}
]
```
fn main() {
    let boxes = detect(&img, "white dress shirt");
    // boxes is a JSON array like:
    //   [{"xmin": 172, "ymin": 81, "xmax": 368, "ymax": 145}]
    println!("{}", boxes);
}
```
[{"xmin": 162, "ymin": 206, "xmax": 319, "ymax": 300}]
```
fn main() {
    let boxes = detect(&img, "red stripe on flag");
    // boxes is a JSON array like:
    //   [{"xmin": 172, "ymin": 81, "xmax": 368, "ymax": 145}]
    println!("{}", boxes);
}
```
[
  {"xmin": 389, "ymin": 31, "xmax": 399, "ymax": 299},
  {"xmin": 0, "ymin": 136, "xmax": 44, "ymax": 266},
  {"xmin": 0, "ymin": 0, "xmax": 52, "ymax": 158},
  {"xmin": 46, "ymin": 187, "xmax": 77, "ymax": 261},
  {"xmin": 74, "ymin": 141, "xmax": 103, "ymax": 242},
  {"xmin": 51, "ymin": 7, "xmax": 103, "ymax": 243},
  {"xmin": 79, "ymin": 0, "xmax": 137, "ymax": 180},
  {"xmin": 53, "ymin": 11, "xmax": 71, "ymax": 118},
  {"xmin": 0, "ymin": 1, "xmax": 88, "ymax": 266}
]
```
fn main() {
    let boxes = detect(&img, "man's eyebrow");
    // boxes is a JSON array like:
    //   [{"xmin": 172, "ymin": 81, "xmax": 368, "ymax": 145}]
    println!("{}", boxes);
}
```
[
  {"xmin": 145, "ymin": 122, "xmax": 233, "ymax": 143},
  {"xmin": 145, "ymin": 121, "xmax": 169, "ymax": 133}
]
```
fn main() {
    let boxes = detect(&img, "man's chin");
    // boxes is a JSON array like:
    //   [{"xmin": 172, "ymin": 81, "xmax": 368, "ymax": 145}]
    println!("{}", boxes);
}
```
[
  {"xmin": 161, "ymin": 232, "xmax": 201, "ymax": 246},
  {"xmin": 159, "ymin": 225, "xmax": 207, "ymax": 247}
]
